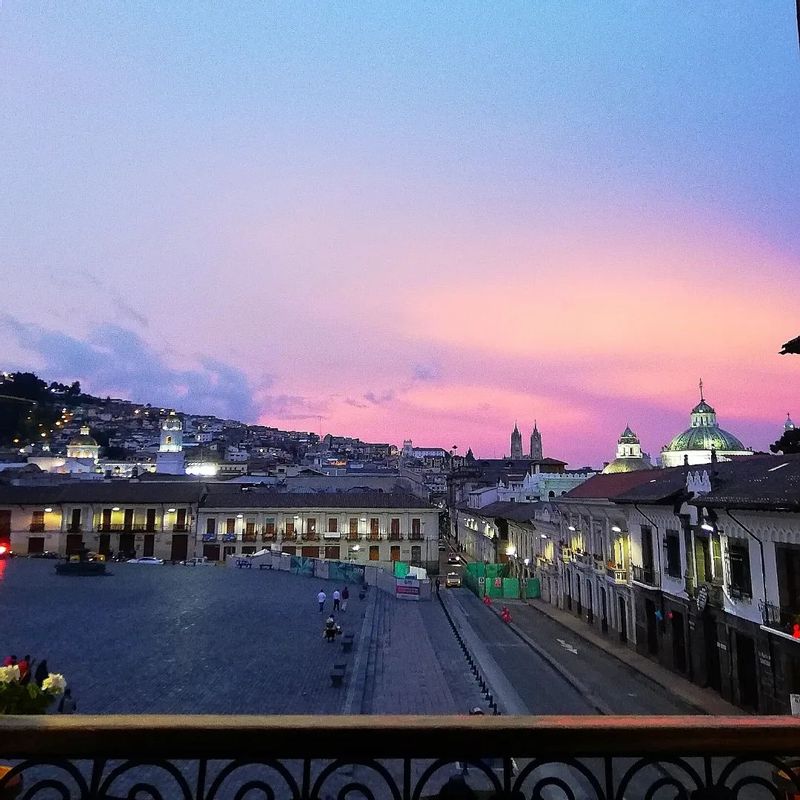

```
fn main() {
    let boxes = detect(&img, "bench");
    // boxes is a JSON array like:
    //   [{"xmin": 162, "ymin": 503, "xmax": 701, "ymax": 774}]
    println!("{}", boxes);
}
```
[
  {"xmin": 341, "ymin": 634, "xmax": 355, "ymax": 653},
  {"xmin": 330, "ymin": 663, "xmax": 346, "ymax": 688}
]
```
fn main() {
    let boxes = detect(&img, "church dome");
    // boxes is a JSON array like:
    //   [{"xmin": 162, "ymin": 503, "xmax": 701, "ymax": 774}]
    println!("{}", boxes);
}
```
[
  {"xmin": 665, "ymin": 426, "xmax": 745, "ymax": 453},
  {"xmin": 691, "ymin": 400, "xmax": 716, "ymax": 415},
  {"xmin": 602, "ymin": 457, "xmax": 651, "ymax": 474},
  {"xmin": 69, "ymin": 426, "xmax": 98, "ymax": 448}
]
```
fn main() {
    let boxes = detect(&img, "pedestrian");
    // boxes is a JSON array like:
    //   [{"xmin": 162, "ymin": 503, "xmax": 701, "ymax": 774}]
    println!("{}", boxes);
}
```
[
  {"xmin": 2, "ymin": 655, "xmax": 16, "ymax": 667},
  {"xmin": 34, "ymin": 659, "xmax": 49, "ymax": 687},
  {"xmin": 435, "ymin": 577, "xmax": 441, "ymax": 594},
  {"xmin": 332, "ymin": 588, "xmax": 340, "ymax": 612},
  {"xmin": 57, "ymin": 688, "xmax": 77, "ymax": 714},
  {"xmin": 341, "ymin": 586, "xmax": 349, "ymax": 612},
  {"xmin": 324, "ymin": 615, "xmax": 337, "ymax": 642},
  {"xmin": 18, "ymin": 655, "xmax": 30, "ymax": 684},
  {"xmin": 317, "ymin": 588, "xmax": 326, "ymax": 612}
]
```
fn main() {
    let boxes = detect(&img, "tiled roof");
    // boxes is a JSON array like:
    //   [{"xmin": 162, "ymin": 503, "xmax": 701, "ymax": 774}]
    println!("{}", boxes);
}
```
[
  {"xmin": 691, "ymin": 454, "xmax": 800, "ymax": 511},
  {"xmin": 457, "ymin": 501, "xmax": 541, "ymax": 523},
  {"xmin": 0, "ymin": 482, "xmax": 206, "ymax": 505},
  {"xmin": 563, "ymin": 470, "xmax": 661, "ymax": 500},
  {"xmin": 202, "ymin": 489, "xmax": 436, "ymax": 511}
]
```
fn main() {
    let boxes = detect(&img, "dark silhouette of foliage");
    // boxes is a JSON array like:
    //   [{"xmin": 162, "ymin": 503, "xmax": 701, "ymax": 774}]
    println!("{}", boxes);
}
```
[
  {"xmin": 780, "ymin": 335, "xmax": 800, "ymax": 355},
  {"xmin": 770, "ymin": 428, "xmax": 800, "ymax": 455}
]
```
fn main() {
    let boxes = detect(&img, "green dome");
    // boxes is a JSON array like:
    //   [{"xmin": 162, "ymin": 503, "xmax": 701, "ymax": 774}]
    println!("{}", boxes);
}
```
[
  {"xmin": 665, "ymin": 426, "xmax": 745, "ymax": 453},
  {"xmin": 602, "ymin": 457, "xmax": 651, "ymax": 474},
  {"xmin": 691, "ymin": 400, "xmax": 716, "ymax": 414}
]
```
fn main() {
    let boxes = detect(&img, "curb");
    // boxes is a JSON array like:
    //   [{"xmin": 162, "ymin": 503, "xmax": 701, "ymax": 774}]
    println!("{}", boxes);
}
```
[
  {"xmin": 484, "ymin": 603, "xmax": 612, "ymax": 715},
  {"xmin": 524, "ymin": 601, "xmax": 726, "ymax": 716}
]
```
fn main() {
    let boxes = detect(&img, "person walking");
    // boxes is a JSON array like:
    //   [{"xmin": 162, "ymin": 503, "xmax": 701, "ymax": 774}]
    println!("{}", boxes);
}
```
[
  {"xmin": 317, "ymin": 589, "xmax": 327, "ymax": 612},
  {"xmin": 332, "ymin": 589, "xmax": 340, "ymax": 612},
  {"xmin": 341, "ymin": 586, "xmax": 349, "ymax": 612},
  {"xmin": 324, "ymin": 615, "xmax": 337, "ymax": 642},
  {"xmin": 57, "ymin": 688, "xmax": 77, "ymax": 714},
  {"xmin": 435, "ymin": 577, "xmax": 441, "ymax": 594}
]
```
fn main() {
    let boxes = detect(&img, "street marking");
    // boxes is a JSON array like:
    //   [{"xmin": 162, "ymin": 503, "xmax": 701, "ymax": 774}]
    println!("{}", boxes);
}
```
[{"xmin": 556, "ymin": 638, "xmax": 578, "ymax": 654}]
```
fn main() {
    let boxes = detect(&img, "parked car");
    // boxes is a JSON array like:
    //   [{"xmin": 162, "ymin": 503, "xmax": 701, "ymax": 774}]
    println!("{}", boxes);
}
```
[
  {"xmin": 438, "ymin": 543, "xmax": 447, "ymax": 552},
  {"xmin": 30, "ymin": 551, "xmax": 60, "ymax": 559},
  {"xmin": 127, "ymin": 556, "xmax": 164, "ymax": 565},
  {"xmin": 445, "ymin": 572, "xmax": 462, "ymax": 588},
  {"xmin": 447, "ymin": 555, "xmax": 461, "ymax": 565},
  {"xmin": 181, "ymin": 557, "xmax": 214, "ymax": 566}
]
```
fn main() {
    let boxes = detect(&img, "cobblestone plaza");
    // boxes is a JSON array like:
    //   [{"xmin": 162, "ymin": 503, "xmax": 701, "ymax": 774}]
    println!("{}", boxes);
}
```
[{"xmin": 0, "ymin": 559, "xmax": 483, "ymax": 715}]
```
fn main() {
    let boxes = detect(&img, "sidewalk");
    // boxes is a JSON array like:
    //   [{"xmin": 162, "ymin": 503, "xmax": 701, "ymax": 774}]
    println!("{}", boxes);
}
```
[{"xmin": 516, "ymin": 598, "xmax": 742, "ymax": 715}]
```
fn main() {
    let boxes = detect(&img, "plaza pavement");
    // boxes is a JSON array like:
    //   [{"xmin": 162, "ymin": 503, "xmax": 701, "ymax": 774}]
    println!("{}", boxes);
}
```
[{"xmin": 0, "ymin": 558, "xmax": 484, "ymax": 715}]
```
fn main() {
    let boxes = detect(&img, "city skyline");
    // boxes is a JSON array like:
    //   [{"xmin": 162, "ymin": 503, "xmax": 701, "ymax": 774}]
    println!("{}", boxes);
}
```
[{"xmin": 2, "ymin": 4, "xmax": 798, "ymax": 466}]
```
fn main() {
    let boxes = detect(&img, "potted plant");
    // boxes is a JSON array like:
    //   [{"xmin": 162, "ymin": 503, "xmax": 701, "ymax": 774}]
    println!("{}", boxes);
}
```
[{"xmin": 0, "ymin": 665, "xmax": 68, "ymax": 799}]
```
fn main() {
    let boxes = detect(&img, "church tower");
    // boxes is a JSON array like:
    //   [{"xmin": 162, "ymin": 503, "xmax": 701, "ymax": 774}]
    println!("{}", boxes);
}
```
[
  {"xmin": 510, "ymin": 422, "xmax": 523, "ymax": 459},
  {"xmin": 530, "ymin": 421, "xmax": 543, "ymax": 460},
  {"xmin": 785, "ymin": 413, "xmax": 795, "ymax": 433},
  {"xmin": 156, "ymin": 411, "xmax": 185, "ymax": 475}
]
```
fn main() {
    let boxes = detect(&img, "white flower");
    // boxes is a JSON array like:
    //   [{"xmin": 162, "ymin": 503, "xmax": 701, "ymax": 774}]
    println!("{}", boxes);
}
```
[
  {"xmin": 42, "ymin": 673, "xmax": 67, "ymax": 694},
  {"xmin": 0, "ymin": 665, "xmax": 20, "ymax": 684}
]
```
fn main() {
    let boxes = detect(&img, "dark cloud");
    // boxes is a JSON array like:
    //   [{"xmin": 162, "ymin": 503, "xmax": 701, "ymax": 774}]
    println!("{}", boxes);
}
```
[
  {"xmin": 79, "ymin": 271, "xmax": 149, "ymax": 328},
  {"xmin": 412, "ymin": 362, "xmax": 440, "ymax": 382},
  {"xmin": 1, "ymin": 316, "xmax": 308, "ymax": 423},
  {"xmin": 363, "ymin": 389, "xmax": 396, "ymax": 406},
  {"xmin": 344, "ymin": 397, "xmax": 369, "ymax": 409}
]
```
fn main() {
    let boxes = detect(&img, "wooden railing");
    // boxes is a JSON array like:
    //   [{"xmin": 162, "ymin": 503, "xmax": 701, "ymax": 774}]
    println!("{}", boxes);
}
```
[{"xmin": 1, "ymin": 716, "xmax": 800, "ymax": 799}]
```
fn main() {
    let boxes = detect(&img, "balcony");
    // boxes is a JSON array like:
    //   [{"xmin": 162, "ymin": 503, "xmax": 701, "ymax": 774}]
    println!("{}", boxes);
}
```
[
  {"xmin": 262, "ymin": 531, "xmax": 276, "ymax": 542},
  {"xmin": 606, "ymin": 564, "xmax": 628, "ymax": 584},
  {"xmin": 367, "ymin": 534, "xmax": 380, "ymax": 541},
  {"xmin": 346, "ymin": 532, "xmax": 360, "ymax": 541},
  {"xmin": 1, "ymin": 716, "xmax": 799, "ymax": 799},
  {"xmin": 410, "ymin": 533, "xmax": 423, "ymax": 541},
  {"xmin": 221, "ymin": 534, "xmax": 237, "ymax": 543},
  {"xmin": 323, "ymin": 531, "xmax": 341, "ymax": 539},
  {"xmin": 593, "ymin": 554, "xmax": 606, "ymax": 571},
  {"xmin": 760, "ymin": 600, "xmax": 800, "ymax": 639},
  {"xmin": 242, "ymin": 533, "xmax": 257, "ymax": 543},
  {"xmin": 66, "ymin": 525, "xmax": 82, "ymax": 533},
  {"xmin": 201, "ymin": 534, "xmax": 219, "ymax": 543},
  {"xmin": 574, "ymin": 551, "xmax": 593, "ymax": 569},
  {"xmin": 173, "ymin": 524, "xmax": 189, "ymax": 533},
  {"xmin": 28, "ymin": 523, "xmax": 45, "ymax": 532},
  {"xmin": 560, "ymin": 547, "xmax": 573, "ymax": 563},
  {"xmin": 283, "ymin": 531, "xmax": 297, "ymax": 541},
  {"xmin": 388, "ymin": 533, "xmax": 402, "ymax": 541},
  {"xmin": 97, "ymin": 524, "xmax": 151, "ymax": 533},
  {"xmin": 631, "ymin": 564, "xmax": 660, "ymax": 587}
]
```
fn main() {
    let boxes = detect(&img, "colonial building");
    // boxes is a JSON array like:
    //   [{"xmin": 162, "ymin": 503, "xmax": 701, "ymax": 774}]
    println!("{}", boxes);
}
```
[
  {"xmin": 602, "ymin": 425, "xmax": 652, "ymax": 474},
  {"xmin": 0, "ymin": 483, "xmax": 439, "ymax": 572},
  {"xmin": 196, "ymin": 488, "xmax": 439, "ymax": 572},
  {"xmin": 612, "ymin": 454, "xmax": 800, "ymax": 714},
  {"xmin": 661, "ymin": 387, "xmax": 751, "ymax": 467},
  {"xmin": 549, "ymin": 471, "xmax": 658, "ymax": 644}
]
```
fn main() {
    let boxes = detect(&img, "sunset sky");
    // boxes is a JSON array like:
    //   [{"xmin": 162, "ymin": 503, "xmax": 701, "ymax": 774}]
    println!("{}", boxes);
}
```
[{"xmin": 2, "ymin": 4, "xmax": 798, "ymax": 467}]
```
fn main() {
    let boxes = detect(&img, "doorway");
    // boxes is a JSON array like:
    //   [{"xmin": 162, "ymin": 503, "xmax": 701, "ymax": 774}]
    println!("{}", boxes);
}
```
[
  {"xmin": 98, "ymin": 533, "xmax": 111, "ymax": 556},
  {"xmin": 600, "ymin": 588, "xmax": 608, "ymax": 634},
  {"xmin": 586, "ymin": 579, "xmax": 593, "ymax": 624},
  {"xmin": 66, "ymin": 533, "xmax": 83, "ymax": 554},
  {"xmin": 170, "ymin": 534, "xmax": 188, "ymax": 562},
  {"xmin": 143, "ymin": 534, "xmax": 155, "ymax": 558},
  {"xmin": 671, "ymin": 611, "xmax": 687, "ymax": 672},
  {"xmin": 735, "ymin": 632, "xmax": 759, "ymax": 711},
  {"xmin": 576, "ymin": 578, "xmax": 582, "ymax": 616},
  {"xmin": 119, "ymin": 533, "xmax": 135, "ymax": 558},
  {"xmin": 703, "ymin": 615, "xmax": 721, "ymax": 691},
  {"xmin": 645, "ymin": 598, "xmax": 659, "ymax": 655},
  {"xmin": 618, "ymin": 596, "xmax": 628, "ymax": 643}
]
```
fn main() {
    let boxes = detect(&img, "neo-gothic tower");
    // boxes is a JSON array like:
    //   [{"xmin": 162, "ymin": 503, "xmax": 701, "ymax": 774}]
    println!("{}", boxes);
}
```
[
  {"xmin": 530, "ymin": 421, "xmax": 542, "ymax": 460},
  {"xmin": 156, "ymin": 411, "xmax": 185, "ymax": 475},
  {"xmin": 510, "ymin": 423, "xmax": 523, "ymax": 459}
]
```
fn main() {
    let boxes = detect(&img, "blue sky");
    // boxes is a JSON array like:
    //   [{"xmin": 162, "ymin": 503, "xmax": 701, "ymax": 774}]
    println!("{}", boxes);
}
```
[{"xmin": 2, "ymin": 3, "xmax": 798, "ymax": 464}]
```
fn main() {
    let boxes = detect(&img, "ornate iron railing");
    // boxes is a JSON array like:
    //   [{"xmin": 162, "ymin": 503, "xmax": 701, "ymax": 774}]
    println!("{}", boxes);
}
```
[{"xmin": 2, "ymin": 716, "xmax": 800, "ymax": 799}]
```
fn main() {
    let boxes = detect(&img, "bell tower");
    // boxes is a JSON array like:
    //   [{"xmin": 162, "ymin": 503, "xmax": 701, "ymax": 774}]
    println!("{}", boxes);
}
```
[
  {"xmin": 510, "ymin": 422, "xmax": 522, "ymax": 459},
  {"xmin": 157, "ymin": 411, "xmax": 185, "ymax": 474},
  {"xmin": 530, "ymin": 421, "xmax": 543, "ymax": 460}
]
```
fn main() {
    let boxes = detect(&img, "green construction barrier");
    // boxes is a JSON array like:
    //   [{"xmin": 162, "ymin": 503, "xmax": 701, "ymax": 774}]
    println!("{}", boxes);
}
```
[
  {"xmin": 394, "ymin": 561, "xmax": 410, "ymax": 578},
  {"xmin": 502, "ymin": 577, "xmax": 520, "ymax": 598},
  {"xmin": 525, "ymin": 578, "xmax": 541, "ymax": 599}
]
